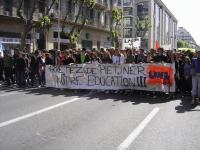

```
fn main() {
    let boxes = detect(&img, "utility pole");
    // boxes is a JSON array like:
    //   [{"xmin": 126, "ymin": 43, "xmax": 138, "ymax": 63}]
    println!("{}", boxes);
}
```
[{"xmin": 58, "ymin": 0, "xmax": 61, "ymax": 50}]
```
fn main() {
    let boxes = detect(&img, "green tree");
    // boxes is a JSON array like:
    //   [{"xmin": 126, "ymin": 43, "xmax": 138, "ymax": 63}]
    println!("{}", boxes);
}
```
[
  {"xmin": 177, "ymin": 40, "xmax": 190, "ymax": 48},
  {"xmin": 135, "ymin": 16, "xmax": 151, "ymax": 38},
  {"xmin": 111, "ymin": 7, "xmax": 123, "ymax": 48},
  {"xmin": 60, "ymin": 0, "xmax": 96, "ymax": 48},
  {"xmin": 17, "ymin": 0, "xmax": 58, "ymax": 51},
  {"xmin": 135, "ymin": 16, "xmax": 151, "ymax": 49}
]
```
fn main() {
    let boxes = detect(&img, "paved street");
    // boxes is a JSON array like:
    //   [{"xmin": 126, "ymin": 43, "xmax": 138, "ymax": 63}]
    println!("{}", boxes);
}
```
[{"xmin": 0, "ymin": 87, "xmax": 200, "ymax": 150}]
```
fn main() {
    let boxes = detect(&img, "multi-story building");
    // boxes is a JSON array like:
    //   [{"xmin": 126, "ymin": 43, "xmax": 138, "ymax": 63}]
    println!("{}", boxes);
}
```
[
  {"xmin": 136, "ymin": 0, "xmax": 178, "ymax": 50},
  {"xmin": 120, "ymin": 0, "xmax": 137, "ymax": 39},
  {"xmin": 50, "ymin": 0, "xmax": 115, "ymax": 50},
  {"xmin": 0, "ymin": 0, "xmax": 118, "ymax": 51},
  {"xmin": 0, "ymin": 0, "xmax": 30, "ymax": 51},
  {"xmin": 177, "ymin": 27, "xmax": 199, "ymax": 49}
]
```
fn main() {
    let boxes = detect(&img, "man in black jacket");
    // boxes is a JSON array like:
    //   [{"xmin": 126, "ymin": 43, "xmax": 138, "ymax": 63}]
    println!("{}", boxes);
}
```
[
  {"xmin": 153, "ymin": 48, "xmax": 168, "ymax": 63},
  {"xmin": 15, "ymin": 53, "xmax": 26, "ymax": 87}
]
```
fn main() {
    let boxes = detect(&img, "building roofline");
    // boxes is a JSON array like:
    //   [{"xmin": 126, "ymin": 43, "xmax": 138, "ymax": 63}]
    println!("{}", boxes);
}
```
[{"xmin": 154, "ymin": 0, "xmax": 178, "ymax": 22}]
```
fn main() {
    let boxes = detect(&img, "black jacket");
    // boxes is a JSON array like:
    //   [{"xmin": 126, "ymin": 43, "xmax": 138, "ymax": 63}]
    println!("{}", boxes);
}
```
[
  {"xmin": 0, "ymin": 57, "xmax": 4, "ymax": 70},
  {"xmin": 15, "ymin": 58, "xmax": 26, "ymax": 72},
  {"xmin": 45, "ymin": 57, "xmax": 53, "ymax": 65}
]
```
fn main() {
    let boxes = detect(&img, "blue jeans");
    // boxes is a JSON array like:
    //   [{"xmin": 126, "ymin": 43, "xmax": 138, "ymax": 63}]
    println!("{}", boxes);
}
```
[{"xmin": 192, "ymin": 76, "xmax": 200, "ymax": 97}]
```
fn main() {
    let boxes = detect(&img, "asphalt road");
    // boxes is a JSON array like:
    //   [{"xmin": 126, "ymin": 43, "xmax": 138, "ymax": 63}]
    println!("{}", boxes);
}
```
[{"xmin": 0, "ymin": 86, "xmax": 200, "ymax": 150}]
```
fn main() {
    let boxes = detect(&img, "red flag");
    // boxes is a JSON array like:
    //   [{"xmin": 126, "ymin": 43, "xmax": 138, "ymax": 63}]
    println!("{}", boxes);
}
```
[{"xmin": 155, "ymin": 40, "xmax": 160, "ymax": 50}]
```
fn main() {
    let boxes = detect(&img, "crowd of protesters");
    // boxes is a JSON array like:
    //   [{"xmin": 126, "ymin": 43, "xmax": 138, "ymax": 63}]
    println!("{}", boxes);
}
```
[{"xmin": 0, "ymin": 47, "xmax": 200, "ymax": 104}]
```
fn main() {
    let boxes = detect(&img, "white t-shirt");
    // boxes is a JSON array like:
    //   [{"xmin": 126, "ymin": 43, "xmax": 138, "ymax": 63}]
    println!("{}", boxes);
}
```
[{"xmin": 112, "ymin": 54, "xmax": 125, "ymax": 64}]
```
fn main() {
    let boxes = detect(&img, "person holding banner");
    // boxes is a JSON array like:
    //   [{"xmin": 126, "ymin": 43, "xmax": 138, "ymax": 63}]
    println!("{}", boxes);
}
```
[
  {"xmin": 126, "ymin": 49, "xmax": 135, "ymax": 64},
  {"xmin": 112, "ymin": 49, "xmax": 125, "ymax": 64},
  {"xmin": 101, "ymin": 50, "xmax": 112, "ymax": 64},
  {"xmin": 136, "ymin": 49, "xmax": 147, "ymax": 63}
]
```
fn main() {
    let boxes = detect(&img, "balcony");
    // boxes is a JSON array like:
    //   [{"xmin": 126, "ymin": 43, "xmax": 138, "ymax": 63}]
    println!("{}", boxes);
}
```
[
  {"xmin": 95, "ymin": 0, "xmax": 108, "ymax": 9},
  {"xmin": 59, "ymin": 14, "xmax": 110, "ymax": 32},
  {"xmin": 86, "ymin": 19, "xmax": 110, "ymax": 31}
]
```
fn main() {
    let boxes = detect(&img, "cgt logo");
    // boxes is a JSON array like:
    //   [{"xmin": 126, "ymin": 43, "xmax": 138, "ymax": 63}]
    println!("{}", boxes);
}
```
[{"xmin": 146, "ymin": 65, "xmax": 174, "ymax": 86}]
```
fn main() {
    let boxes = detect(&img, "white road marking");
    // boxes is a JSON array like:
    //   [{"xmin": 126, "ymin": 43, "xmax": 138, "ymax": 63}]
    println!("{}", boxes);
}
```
[
  {"xmin": 0, "ymin": 92, "xmax": 17, "ymax": 97},
  {"xmin": 0, "ymin": 92, "xmax": 92, "ymax": 128},
  {"xmin": 117, "ymin": 107, "xmax": 160, "ymax": 150}
]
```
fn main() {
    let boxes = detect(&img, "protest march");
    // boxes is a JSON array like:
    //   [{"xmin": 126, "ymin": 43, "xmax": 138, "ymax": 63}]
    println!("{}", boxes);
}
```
[{"xmin": 0, "ymin": 47, "xmax": 200, "ymax": 104}]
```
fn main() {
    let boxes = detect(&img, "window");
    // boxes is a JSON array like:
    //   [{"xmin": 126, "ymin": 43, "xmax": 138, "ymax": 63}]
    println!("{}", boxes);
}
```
[
  {"xmin": 123, "ymin": 0, "xmax": 131, "ymax": 6},
  {"xmin": 104, "ymin": 0, "xmax": 108, "ymax": 7},
  {"xmin": 24, "ymin": 0, "xmax": 31, "ymax": 15},
  {"xmin": 124, "ymin": 28, "xmax": 133, "ymax": 38},
  {"xmin": 97, "ymin": 12, "xmax": 101, "ymax": 24},
  {"xmin": 124, "ymin": 17, "xmax": 132, "ymax": 26},
  {"xmin": 53, "ymin": 32, "xmax": 69, "ymax": 39},
  {"xmin": 4, "ymin": 0, "xmax": 12, "ymax": 15},
  {"xmin": 90, "ymin": 9, "xmax": 94, "ymax": 19},
  {"xmin": 123, "ymin": 7, "xmax": 133, "ymax": 16},
  {"xmin": 165, "ymin": 13, "xmax": 170, "ymax": 44},
  {"xmin": 97, "ymin": 41, "xmax": 100, "ymax": 50},
  {"xmin": 154, "ymin": 3, "xmax": 161, "ymax": 44},
  {"xmin": 137, "ymin": 2, "xmax": 149, "ymax": 20},
  {"xmin": 104, "ymin": 14, "xmax": 108, "ymax": 25},
  {"xmin": 38, "ymin": 0, "xmax": 45, "ymax": 13},
  {"xmin": 67, "ymin": 0, "xmax": 72, "ymax": 13}
]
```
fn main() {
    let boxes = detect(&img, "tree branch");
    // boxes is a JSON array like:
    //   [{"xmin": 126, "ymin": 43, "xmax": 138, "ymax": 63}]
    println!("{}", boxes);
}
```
[
  {"xmin": 70, "ymin": 0, "xmax": 84, "ymax": 35},
  {"xmin": 17, "ymin": 0, "xmax": 25, "ymax": 21},
  {"xmin": 29, "ymin": 0, "xmax": 37, "ymax": 22},
  {"xmin": 62, "ymin": 0, "xmax": 78, "ymax": 32},
  {"xmin": 46, "ymin": 0, "xmax": 57, "ymax": 15}
]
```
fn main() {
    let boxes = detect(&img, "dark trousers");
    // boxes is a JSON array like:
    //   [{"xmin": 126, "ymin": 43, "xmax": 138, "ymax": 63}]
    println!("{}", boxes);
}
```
[
  {"xmin": 4, "ymin": 67, "xmax": 14, "ymax": 85},
  {"xmin": 16, "ymin": 71, "xmax": 25, "ymax": 87},
  {"xmin": 30, "ymin": 71, "xmax": 41, "ymax": 86},
  {"xmin": 0, "ymin": 69, "xmax": 4, "ymax": 81},
  {"xmin": 183, "ymin": 77, "xmax": 192, "ymax": 93},
  {"xmin": 41, "ymin": 70, "xmax": 45, "ymax": 85}
]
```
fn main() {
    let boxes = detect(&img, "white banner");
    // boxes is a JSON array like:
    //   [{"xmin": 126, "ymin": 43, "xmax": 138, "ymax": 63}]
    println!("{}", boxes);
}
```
[
  {"xmin": 123, "ymin": 38, "xmax": 141, "ymax": 49},
  {"xmin": 45, "ymin": 63, "xmax": 176, "ymax": 92}
]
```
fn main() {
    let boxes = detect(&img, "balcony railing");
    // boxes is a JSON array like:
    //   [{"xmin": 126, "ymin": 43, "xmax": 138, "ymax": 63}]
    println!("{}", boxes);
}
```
[
  {"xmin": 88, "ymin": 19, "xmax": 110, "ymax": 31},
  {"xmin": 60, "ymin": 14, "xmax": 110, "ymax": 31},
  {"xmin": 96, "ymin": 0, "xmax": 108, "ymax": 9}
]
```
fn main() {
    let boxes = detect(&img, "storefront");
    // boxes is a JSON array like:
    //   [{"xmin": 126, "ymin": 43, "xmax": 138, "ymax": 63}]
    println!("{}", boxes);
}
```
[{"xmin": 0, "ymin": 36, "xmax": 31, "ymax": 54}]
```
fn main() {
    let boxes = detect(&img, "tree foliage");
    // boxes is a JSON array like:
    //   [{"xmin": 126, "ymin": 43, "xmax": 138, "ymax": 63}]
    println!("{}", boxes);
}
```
[
  {"xmin": 16, "ymin": 0, "xmax": 98, "ymax": 50},
  {"xmin": 135, "ymin": 16, "xmax": 151, "ymax": 38},
  {"xmin": 61, "ymin": 0, "xmax": 96, "ymax": 47},
  {"xmin": 111, "ymin": 7, "xmax": 122, "ymax": 48},
  {"xmin": 16, "ymin": 0, "xmax": 58, "ymax": 51},
  {"xmin": 177, "ymin": 40, "xmax": 191, "ymax": 48}
]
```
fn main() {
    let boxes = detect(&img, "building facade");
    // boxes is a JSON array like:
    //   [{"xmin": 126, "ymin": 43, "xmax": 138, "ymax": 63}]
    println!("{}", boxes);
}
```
[
  {"xmin": 120, "ymin": 0, "xmax": 137, "ymax": 39},
  {"xmin": 177, "ymin": 27, "xmax": 199, "ymax": 49},
  {"xmin": 0, "ymin": 0, "xmax": 31, "ymax": 51},
  {"xmin": 49, "ymin": 0, "xmax": 115, "ymax": 50},
  {"xmin": 136, "ymin": 0, "xmax": 178, "ymax": 50},
  {"xmin": 0, "ymin": 0, "xmax": 119, "ymax": 51}
]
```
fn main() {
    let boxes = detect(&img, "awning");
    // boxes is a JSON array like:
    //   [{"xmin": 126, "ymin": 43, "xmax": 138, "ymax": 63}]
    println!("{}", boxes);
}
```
[{"xmin": 0, "ymin": 37, "xmax": 31, "ymax": 44}]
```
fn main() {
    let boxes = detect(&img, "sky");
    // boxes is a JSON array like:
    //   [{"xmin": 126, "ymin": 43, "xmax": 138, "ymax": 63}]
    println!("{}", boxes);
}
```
[{"xmin": 162, "ymin": 0, "xmax": 200, "ymax": 44}]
